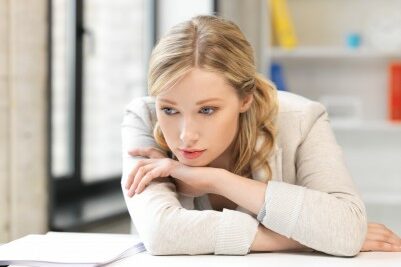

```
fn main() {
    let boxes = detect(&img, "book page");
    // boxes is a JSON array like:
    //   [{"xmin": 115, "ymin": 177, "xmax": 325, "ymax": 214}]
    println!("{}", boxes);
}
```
[{"xmin": 0, "ymin": 232, "xmax": 144, "ymax": 265}]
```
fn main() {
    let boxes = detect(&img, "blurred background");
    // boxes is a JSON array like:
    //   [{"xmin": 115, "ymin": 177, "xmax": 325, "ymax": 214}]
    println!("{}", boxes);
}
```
[{"xmin": 1, "ymin": 0, "xmax": 400, "ymax": 243}]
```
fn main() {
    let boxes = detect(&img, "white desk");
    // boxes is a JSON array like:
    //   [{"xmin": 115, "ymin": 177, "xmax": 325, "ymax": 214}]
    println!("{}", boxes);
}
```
[
  {"xmin": 108, "ymin": 251, "xmax": 401, "ymax": 267},
  {"xmin": 6, "ymin": 233, "xmax": 401, "ymax": 267}
]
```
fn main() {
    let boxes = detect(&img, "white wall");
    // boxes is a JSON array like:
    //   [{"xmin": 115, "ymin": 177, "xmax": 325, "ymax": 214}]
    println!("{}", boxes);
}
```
[{"xmin": 157, "ymin": 0, "xmax": 213, "ymax": 39}]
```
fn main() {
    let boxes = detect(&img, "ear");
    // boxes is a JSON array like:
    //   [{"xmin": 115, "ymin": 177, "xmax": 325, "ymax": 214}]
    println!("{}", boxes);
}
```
[{"xmin": 239, "ymin": 94, "xmax": 254, "ymax": 113}]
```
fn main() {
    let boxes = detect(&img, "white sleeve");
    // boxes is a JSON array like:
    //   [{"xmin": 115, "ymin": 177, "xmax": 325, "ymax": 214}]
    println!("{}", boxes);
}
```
[{"xmin": 256, "ymin": 103, "xmax": 367, "ymax": 256}]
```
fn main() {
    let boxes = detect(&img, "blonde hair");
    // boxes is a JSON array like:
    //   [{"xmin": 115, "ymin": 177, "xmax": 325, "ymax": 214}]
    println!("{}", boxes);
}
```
[{"xmin": 149, "ymin": 15, "xmax": 278, "ymax": 182}]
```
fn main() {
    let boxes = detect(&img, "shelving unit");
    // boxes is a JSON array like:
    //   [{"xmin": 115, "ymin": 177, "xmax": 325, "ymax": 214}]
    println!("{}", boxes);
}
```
[
  {"xmin": 265, "ymin": 0, "xmax": 401, "ymax": 233},
  {"xmin": 270, "ymin": 47, "xmax": 401, "ymax": 60}
]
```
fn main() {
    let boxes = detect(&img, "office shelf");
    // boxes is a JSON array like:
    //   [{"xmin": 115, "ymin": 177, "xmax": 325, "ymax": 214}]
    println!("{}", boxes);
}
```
[
  {"xmin": 265, "ymin": 0, "xmax": 401, "ymax": 231},
  {"xmin": 270, "ymin": 47, "xmax": 401, "ymax": 60}
]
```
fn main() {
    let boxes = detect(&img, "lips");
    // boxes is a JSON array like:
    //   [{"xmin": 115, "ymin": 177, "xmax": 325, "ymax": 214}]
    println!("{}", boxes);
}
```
[
  {"xmin": 179, "ymin": 149, "xmax": 206, "ymax": 159},
  {"xmin": 180, "ymin": 148, "xmax": 205, "ymax": 153}
]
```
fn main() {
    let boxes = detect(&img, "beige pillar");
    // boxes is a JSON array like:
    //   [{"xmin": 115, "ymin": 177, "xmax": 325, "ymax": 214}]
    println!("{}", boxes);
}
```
[
  {"xmin": 0, "ymin": 0, "xmax": 11, "ymax": 243},
  {"xmin": 0, "ymin": 0, "xmax": 49, "ymax": 242}
]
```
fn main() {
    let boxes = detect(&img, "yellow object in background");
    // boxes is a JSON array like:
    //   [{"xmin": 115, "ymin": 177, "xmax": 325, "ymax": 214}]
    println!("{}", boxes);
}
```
[{"xmin": 269, "ymin": 0, "xmax": 298, "ymax": 49}]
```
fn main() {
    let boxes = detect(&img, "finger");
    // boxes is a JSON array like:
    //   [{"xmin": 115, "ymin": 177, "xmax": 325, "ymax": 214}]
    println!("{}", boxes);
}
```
[
  {"xmin": 128, "ymin": 148, "xmax": 148, "ymax": 157},
  {"xmin": 368, "ymin": 223, "xmax": 390, "ymax": 230},
  {"xmin": 366, "ymin": 232, "xmax": 401, "ymax": 247},
  {"xmin": 145, "ymin": 147, "xmax": 167, "ymax": 158},
  {"xmin": 136, "ymin": 168, "xmax": 162, "ymax": 194},
  {"xmin": 128, "ymin": 164, "xmax": 152, "ymax": 196},
  {"xmin": 129, "ymin": 147, "xmax": 167, "ymax": 159},
  {"xmin": 362, "ymin": 240, "xmax": 401, "ymax": 252},
  {"xmin": 153, "ymin": 150, "xmax": 168, "ymax": 158},
  {"xmin": 368, "ymin": 223, "xmax": 393, "ymax": 235},
  {"xmin": 144, "ymin": 147, "xmax": 168, "ymax": 158},
  {"xmin": 127, "ymin": 163, "xmax": 155, "ymax": 196},
  {"xmin": 368, "ymin": 225, "xmax": 401, "ymax": 246},
  {"xmin": 125, "ymin": 159, "xmax": 152, "ymax": 189}
]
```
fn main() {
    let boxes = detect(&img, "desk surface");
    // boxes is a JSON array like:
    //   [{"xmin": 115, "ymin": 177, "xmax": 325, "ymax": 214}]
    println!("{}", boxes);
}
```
[
  {"xmin": 6, "ymin": 232, "xmax": 401, "ymax": 267},
  {"xmin": 108, "ymin": 251, "xmax": 401, "ymax": 267}
]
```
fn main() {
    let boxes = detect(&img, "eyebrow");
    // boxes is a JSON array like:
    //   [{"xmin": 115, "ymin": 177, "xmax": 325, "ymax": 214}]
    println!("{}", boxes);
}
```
[{"xmin": 158, "ymin": 98, "xmax": 223, "ymax": 105}]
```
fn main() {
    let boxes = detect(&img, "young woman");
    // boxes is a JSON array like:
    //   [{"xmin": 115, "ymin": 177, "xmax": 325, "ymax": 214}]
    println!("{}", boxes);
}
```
[{"xmin": 121, "ymin": 15, "xmax": 401, "ymax": 256}]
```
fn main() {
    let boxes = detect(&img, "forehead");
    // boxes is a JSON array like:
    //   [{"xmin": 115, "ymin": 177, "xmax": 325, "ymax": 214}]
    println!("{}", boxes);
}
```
[{"xmin": 157, "ymin": 68, "xmax": 237, "ymax": 103}]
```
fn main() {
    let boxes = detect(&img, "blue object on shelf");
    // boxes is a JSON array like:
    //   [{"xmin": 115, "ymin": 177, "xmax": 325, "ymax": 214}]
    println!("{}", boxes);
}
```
[
  {"xmin": 346, "ymin": 33, "xmax": 362, "ymax": 49},
  {"xmin": 270, "ymin": 62, "xmax": 287, "ymax": 91}
]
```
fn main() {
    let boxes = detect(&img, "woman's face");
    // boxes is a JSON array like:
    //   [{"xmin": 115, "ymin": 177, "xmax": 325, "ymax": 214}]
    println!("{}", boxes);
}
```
[{"xmin": 155, "ymin": 68, "xmax": 253, "ymax": 168}]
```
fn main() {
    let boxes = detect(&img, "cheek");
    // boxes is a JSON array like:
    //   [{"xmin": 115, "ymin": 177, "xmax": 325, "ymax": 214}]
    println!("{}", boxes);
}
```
[
  {"xmin": 157, "ymin": 117, "xmax": 179, "ymax": 143},
  {"xmin": 210, "ymin": 113, "xmax": 238, "ymax": 144}
]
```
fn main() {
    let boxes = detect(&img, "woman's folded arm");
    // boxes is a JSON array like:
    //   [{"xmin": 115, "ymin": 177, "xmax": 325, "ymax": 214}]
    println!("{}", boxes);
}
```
[
  {"xmin": 121, "ymin": 98, "xmax": 259, "ymax": 255},
  {"xmin": 214, "ymin": 102, "xmax": 367, "ymax": 256},
  {"xmin": 121, "ymin": 179, "xmax": 258, "ymax": 255},
  {"xmin": 256, "ymin": 103, "xmax": 367, "ymax": 256}
]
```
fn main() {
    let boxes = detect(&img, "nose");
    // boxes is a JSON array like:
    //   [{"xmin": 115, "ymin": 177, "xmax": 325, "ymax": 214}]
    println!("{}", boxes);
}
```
[{"xmin": 179, "ymin": 117, "xmax": 199, "ymax": 146}]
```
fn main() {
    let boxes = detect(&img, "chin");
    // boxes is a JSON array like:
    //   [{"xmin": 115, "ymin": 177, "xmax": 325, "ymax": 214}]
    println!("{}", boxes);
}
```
[
  {"xmin": 175, "ymin": 155, "xmax": 211, "ymax": 167},
  {"xmin": 179, "ymin": 159, "xmax": 207, "ymax": 167}
]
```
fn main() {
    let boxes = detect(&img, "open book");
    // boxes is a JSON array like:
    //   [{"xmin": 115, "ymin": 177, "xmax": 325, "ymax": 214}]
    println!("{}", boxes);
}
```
[{"xmin": 0, "ymin": 231, "xmax": 146, "ymax": 266}]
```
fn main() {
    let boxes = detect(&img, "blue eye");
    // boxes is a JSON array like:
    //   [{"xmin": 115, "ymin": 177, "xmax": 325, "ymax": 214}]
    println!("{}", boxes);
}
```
[
  {"xmin": 160, "ymin": 106, "xmax": 218, "ymax": 116},
  {"xmin": 161, "ymin": 107, "xmax": 178, "ymax": 115},
  {"xmin": 200, "ymin": 107, "xmax": 216, "ymax": 115}
]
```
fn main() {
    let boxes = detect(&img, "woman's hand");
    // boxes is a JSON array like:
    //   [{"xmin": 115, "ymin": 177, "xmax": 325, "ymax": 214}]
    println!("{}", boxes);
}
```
[
  {"xmin": 128, "ymin": 147, "xmax": 168, "ymax": 159},
  {"xmin": 361, "ymin": 222, "xmax": 401, "ymax": 252},
  {"xmin": 125, "ymin": 147, "xmax": 176, "ymax": 197},
  {"xmin": 125, "ymin": 147, "xmax": 212, "ymax": 197}
]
